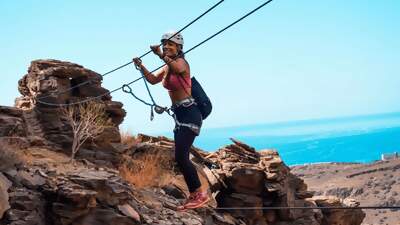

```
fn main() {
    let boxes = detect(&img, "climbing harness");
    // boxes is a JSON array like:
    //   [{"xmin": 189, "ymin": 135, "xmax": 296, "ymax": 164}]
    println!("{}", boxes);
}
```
[
  {"xmin": 177, "ymin": 75, "xmax": 212, "ymax": 120},
  {"xmin": 170, "ymin": 98, "xmax": 201, "ymax": 135},
  {"xmin": 171, "ymin": 97, "xmax": 195, "ymax": 108}
]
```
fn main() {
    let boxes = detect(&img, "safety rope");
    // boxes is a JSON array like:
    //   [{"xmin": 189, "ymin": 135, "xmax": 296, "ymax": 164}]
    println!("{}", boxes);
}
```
[
  {"xmin": 35, "ymin": 87, "xmax": 121, "ymax": 106},
  {"xmin": 35, "ymin": 0, "xmax": 225, "ymax": 101},
  {"xmin": 36, "ymin": 0, "xmax": 275, "ymax": 108},
  {"xmin": 121, "ymin": 83, "xmax": 169, "ymax": 121},
  {"xmin": 120, "ymin": 0, "xmax": 276, "ymax": 110},
  {"xmin": 122, "ymin": 84, "xmax": 153, "ymax": 107}
]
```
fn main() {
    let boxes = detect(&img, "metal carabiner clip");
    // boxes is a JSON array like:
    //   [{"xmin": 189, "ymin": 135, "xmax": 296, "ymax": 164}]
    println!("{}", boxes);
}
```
[
  {"xmin": 122, "ymin": 84, "xmax": 133, "ymax": 94},
  {"xmin": 154, "ymin": 105, "xmax": 167, "ymax": 114},
  {"xmin": 150, "ymin": 106, "xmax": 154, "ymax": 121}
]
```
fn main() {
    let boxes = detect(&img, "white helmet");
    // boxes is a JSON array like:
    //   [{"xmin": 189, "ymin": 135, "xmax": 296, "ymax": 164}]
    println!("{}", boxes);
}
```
[{"xmin": 161, "ymin": 31, "xmax": 184, "ymax": 45}]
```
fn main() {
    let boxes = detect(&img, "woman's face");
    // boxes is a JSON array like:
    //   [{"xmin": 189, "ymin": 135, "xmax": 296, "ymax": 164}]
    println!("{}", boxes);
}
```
[{"xmin": 162, "ymin": 40, "xmax": 181, "ymax": 57}]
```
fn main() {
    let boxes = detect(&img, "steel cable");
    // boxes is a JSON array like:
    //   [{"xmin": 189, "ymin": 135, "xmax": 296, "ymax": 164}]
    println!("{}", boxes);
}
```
[
  {"xmin": 37, "ymin": 0, "xmax": 275, "ymax": 107},
  {"xmin": 35, "ymin": 0, "xmax": 225, "ymax": 101}
]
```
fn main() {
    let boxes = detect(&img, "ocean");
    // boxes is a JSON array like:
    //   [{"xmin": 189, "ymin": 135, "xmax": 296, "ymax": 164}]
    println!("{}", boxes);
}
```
[{"xmin": 179, "ymin": 112, "xmax": 400, "ymax": 166}]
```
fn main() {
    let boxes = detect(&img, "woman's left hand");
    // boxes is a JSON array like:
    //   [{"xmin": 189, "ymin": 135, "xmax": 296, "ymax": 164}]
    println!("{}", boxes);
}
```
[
  {"xmin": 150, "ymin": 45, "xmax": 163, "ymax": 58},
  {"xmin": 132, "ymin": 57, "xmax": 142, "ymax": 68}
]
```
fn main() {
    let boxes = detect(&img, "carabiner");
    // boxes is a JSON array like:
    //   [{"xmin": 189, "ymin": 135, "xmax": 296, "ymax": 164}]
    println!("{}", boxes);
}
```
[
  {"xmin": 122, "ymin": 84, "xmax": 133, "ymax": 94},
  {"xmin": 154, "ymin": 105, "xmax": 167, "ymax": 114},
  {"xmin": 150, "ymin": 106, "xmax": 154, "ymax": 121}
]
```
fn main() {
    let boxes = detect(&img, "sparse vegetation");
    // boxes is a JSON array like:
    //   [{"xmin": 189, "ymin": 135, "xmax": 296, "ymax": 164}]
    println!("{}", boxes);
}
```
[
  {"xmin": 119, "ymin": 151, "xmax": 174, "ymax": 189},
  {"xmin": 62, "ymin": 101, "xmax": 112, "ymax": 160},
  {"xmin": 120, "ymin": 130, "xmax": 137, "ymax": 148}
]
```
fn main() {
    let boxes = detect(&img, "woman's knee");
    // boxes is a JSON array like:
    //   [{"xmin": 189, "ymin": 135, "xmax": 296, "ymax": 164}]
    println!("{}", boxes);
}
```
[{"xmin": 175, "ymin": 151, "xmax": 189, "ymax": 167}]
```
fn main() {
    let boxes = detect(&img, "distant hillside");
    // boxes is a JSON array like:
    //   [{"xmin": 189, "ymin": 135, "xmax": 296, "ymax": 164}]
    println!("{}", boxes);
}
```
[{"xmin": 291, "ymin": 159, "xmax": 400, "ymax": 225}]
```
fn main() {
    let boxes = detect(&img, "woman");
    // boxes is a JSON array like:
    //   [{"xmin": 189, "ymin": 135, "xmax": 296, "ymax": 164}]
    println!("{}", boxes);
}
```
[{"xmin": 132, "ymin": 31, "xmax": 210, "ymax": 210}]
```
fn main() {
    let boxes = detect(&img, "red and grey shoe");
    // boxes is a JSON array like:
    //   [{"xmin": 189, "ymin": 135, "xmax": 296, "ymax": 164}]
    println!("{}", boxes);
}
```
[
  {"xmin": 182, "ymin": 191, "xmax": 210, "ymax": 209},
  {"xmin": 177, "ymin": 193, "xmax": 195, "ymax": 211}
]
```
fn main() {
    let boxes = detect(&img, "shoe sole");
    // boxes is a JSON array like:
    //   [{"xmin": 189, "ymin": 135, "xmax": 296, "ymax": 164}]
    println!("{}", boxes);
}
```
[
  {"xmin": 177, "ymin": 206, "xmax": 187, "ymax": 212},
  {"xmin": 183, "ymin": 197, "xmax": 211, "ymax": 210}
]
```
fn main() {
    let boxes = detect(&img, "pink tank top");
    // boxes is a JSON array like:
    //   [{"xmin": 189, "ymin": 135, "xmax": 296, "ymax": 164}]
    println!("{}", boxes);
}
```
[{"xmin": 163, "ymin": 72, "xmax": 191, "ymax": 91}]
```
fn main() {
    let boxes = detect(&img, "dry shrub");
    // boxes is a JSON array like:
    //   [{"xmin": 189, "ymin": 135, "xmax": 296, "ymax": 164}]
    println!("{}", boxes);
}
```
[
  {"xmin": 119, "ymin": 151, "xmax": 174, "ymax": 189},
  {"xmin": 62, "ymin": 101, "xmax": 112, "ymax": 160},
  {"xmin": 0, "ymin": 144, "xmax": 23, "ymax": 172},
  {"xmin": 120, "ymin": 130, "xmax": 137, "ymax": 148}
]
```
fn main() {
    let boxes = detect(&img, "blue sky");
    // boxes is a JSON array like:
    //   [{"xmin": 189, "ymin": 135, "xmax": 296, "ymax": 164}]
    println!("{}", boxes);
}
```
[{"xmin": 1, "ymin": 0, "xmax": 399, "ymax": 135}]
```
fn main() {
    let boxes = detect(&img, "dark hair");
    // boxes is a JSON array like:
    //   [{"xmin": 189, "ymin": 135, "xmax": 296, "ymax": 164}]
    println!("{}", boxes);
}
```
[{"xmin": 177, "ymin": 47, "xmax": 185, "ymax": 59}]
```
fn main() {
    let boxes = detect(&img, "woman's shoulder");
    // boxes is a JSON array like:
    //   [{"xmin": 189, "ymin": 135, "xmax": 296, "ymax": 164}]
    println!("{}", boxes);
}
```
[
  {"xmin": 175, "ymin": 57, "xmax": 188, "ymax": 64},
  {"xmin": 176, "ymin": 57, "xmax": 190, "ymax": 69}
]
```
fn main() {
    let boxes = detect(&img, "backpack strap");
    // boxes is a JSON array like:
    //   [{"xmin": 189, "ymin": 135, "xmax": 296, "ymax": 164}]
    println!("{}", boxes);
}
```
[{"xmin": 176, "ymin": 58, "xmax": 193, "ymax": 97}]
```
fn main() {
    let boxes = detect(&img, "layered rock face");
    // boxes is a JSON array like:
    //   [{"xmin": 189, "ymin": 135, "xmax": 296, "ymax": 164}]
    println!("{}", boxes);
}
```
[
  {"xmin": 0, "ymin": 59, "xmax": 366, "ymax": 225},
  {"xmin": 133, "ymin": 135, "xmax": 366, "ymax": 225},
  {"xmin": 4, "ymin": 60, "xmax": 126, "ymax": 163},
  {"xmin": 0, "ymin": 134, "xmax": 367, "ymax": 225},
  {"xmin": 0, "ymin": 106, "xmax": 30, "ymax": 148},
  {"xmin": 209, "ymin": 141, "xmax": 365, "ymax": 225}
]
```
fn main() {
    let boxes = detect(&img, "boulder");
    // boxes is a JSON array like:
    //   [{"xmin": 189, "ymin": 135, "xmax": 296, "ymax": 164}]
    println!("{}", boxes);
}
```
[
  {"xmin": 0, "ymin": 173, "xmax": 11, "ymax": 219},
  {"xmin": 0, "ymin": 106, "xmax": 26, "ymax": 137},
  {"xmin": 311, "ymin": 196, "xmax": 366, "ymax": 225},
  {"xmin": 203, "ymin": 138, "xmax": 365, "ymax": 225},
  {"xmin": 217, "ymin": 192, "xmax": 264, "ymax": 223},
  {"xmin": 5, "ymin": 186, "xmax": 46, "ymax": 224},
  {"xmin": 226, "ymin": 167, "xmax": 265, "ymax": 195}
]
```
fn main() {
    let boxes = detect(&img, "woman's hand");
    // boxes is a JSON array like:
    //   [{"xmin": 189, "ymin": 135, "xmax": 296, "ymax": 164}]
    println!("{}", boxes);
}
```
[
  {"xmin": 132, "ymin": 57, "xmax": 142, "ymax": 68},
  {"xmin": 150, "ymin": 45, "xmax": 163, "ymax": 58}
]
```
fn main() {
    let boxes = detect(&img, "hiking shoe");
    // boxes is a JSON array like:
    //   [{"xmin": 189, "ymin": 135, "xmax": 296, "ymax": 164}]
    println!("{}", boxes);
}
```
[
  {"xmin": 177, "ymin": 193, "xmax": 196, "ymax": 211},
  {"xmin": 182, "ymin": 191, "xmax": 210, "ymax": 209}
]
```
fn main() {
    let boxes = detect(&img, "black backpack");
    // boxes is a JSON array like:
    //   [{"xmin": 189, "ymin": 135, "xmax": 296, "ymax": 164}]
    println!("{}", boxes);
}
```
[{"xmin": 178, "ymin": 76, "xmax": 212, "ymax": 120}]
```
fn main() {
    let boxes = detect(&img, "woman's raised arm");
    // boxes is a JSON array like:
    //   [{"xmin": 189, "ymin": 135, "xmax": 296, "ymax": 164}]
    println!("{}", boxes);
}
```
[{"xmin": 132, "ymin": 57, "xmax": 165, "ymax": 84}]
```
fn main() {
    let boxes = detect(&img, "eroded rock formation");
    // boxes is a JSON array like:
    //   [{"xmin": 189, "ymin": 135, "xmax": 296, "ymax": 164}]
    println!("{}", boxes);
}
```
[
  {"xmin": 2, "ymin": 60, "xmax": 126, "ymax": 165},
  {"xmin": 0, "ymin": 59, "xmax": 366, "ymax": 225},
  {"xmin": 134, "ymin": 135, "xmax": 366, "ymax": 225}
]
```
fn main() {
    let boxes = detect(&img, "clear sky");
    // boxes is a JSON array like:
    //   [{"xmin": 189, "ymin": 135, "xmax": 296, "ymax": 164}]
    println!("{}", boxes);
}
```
[{"xmin": 1, "ymin": 0, "xmax": 399, "ymax": 135}]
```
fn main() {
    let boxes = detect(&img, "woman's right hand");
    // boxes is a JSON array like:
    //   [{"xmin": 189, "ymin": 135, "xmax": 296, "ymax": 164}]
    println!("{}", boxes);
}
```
[
  {"xmin": 150, "ymin": 45, "xmax": 163, "ymax": 58},
  {"xmin": 132, "ymin": 57, "xmax": 142, "ymax": 68}
]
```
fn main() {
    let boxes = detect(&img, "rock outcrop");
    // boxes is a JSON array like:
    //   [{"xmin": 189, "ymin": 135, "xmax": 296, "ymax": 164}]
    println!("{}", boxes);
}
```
[
  {"xmin": 0, "ymin": 174, "xmax": 11, "ymax": 219},
  {"xmin": 131, "ymin": 135, "xmax": 366, "ymax": 225},
  {"xmin": 0, "ymin": 59, "xmax": 366, "ymax": 225},
  {"xmin": 0, "ymin": 147, "xmax": 255, "ymax": 225},
  {"xmin": 0, "ymin": 136, "xmax": 366, "ymax": 225},
  {"xmin": 2, "ymin": 60, "xmax": 126, "ymax": 165}
]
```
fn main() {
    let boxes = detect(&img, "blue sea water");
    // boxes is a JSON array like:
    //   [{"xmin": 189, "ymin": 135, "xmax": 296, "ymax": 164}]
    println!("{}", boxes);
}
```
[{"xmin": 187, "ymin": 112, "xmax": 400, "ymax": 166}]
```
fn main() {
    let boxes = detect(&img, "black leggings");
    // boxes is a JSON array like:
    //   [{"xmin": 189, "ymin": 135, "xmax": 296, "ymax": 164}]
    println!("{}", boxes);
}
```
[
  {"xmin": 172, "ymin": 102, "xmax": 202, "ymax": 193},
  {"xmin": 174, "ymin": 127, "xmax": 201, "ymax": 193}
]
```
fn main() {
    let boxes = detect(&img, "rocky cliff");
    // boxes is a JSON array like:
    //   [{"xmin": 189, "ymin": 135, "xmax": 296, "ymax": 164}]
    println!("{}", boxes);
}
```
[
  {"xmin": 8, "ymin": 59, "xmax": 125, "ymax": 166},
  {"xmin": 0, "ymin": 59, "xmax": 366, "ymax": 225}
]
